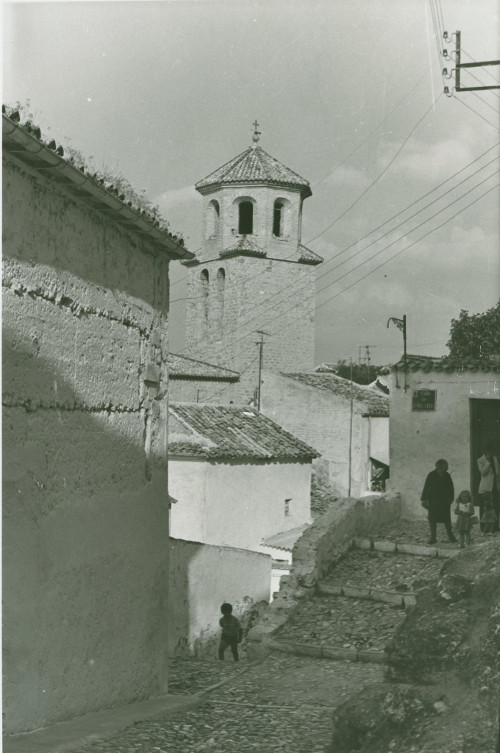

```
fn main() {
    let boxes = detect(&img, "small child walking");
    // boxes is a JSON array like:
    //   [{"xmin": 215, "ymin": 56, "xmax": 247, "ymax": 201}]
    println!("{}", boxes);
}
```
[
  {"xmin": 454, "ymin": 490, "xmax": 474, "ymax": 547},
  {"xmin": 481, "ymin": 494, "xmax": 498, "ymax": 534},
  {"xmin": 218, "ymin": 602, "xmax": 243, "ymax": 662}
]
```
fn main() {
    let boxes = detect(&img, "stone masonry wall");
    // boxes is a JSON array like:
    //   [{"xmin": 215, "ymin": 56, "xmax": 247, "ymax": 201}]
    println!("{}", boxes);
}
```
[
  {"xmin": 2, "ymin": 156, "xmax": 173, "ymax": 734},
  {"xmin": 184, "ymin": 256, "xmax": 316, "ymax": 403},
  {"xmin": 247, "ymin": 492, "xmax": 401, "ymax": 657}
]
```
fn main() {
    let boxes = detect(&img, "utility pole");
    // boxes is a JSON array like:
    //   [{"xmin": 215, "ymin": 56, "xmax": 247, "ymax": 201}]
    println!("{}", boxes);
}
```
[
  {"xmin": 348, "ymin": 357, "xmax": 354, "ymax": 497},
  {"xmin": 387, "ymin": 315, "xmax": 407, "ymax": 391},
  {"xmin": 441, "ymin": 30, "xmax": 499, "ymax": 95},
  {"xmin": 255, "ymin": 330, "xmax": 269, "ymax": 411}
]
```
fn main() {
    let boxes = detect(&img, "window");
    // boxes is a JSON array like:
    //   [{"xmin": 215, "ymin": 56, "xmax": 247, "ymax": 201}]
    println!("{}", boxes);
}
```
[
  {"xmin": 207, "ymin": 200, "xmax": 220, "ymax": 238},
  {"xmin": 216, "ymin": 268, "xmax": 225, "ymax": 335},
  {"xmin": 284, "ymin": 498, "xmax": 291, "ymax": 516},
  {"xmin": 200, "ymin": 269, "xmax": 209, "ymax": 329},
  {"xmin": 238, "ymin": 201, "xmax": 253, "ymax": 235},
  {"xmin": 273, "ymin": 200, "xmax": 284, "ymax": 237}
]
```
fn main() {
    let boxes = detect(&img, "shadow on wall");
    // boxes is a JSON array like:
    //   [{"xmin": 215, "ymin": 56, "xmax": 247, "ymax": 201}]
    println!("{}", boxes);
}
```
[
  {"xmin": 2, "ymin": 331, "xmax": 176, "ymax": 735},
  {"xmin": 168, "ymin": 537, "xmax": 271, "ymax": 660}
]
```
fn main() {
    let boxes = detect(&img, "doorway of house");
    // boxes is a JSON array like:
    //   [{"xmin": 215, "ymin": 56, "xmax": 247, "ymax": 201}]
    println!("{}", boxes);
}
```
[{"xmin": 470, "ymin": 398, "xmax": 500, "ymax": 498}]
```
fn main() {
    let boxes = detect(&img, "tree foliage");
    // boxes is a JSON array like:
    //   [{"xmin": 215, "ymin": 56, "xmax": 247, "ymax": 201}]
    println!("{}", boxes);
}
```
[{"xmin": 446, "ymin": 301, "xmax": 500, "ymax": 360}]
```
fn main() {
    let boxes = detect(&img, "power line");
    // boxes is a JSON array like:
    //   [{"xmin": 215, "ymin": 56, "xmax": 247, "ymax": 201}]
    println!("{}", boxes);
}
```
[
  {"xmin": 453, "ymin": 94, "xmax": 500, "ymax": 128},
  {"xmin": 271, "ymin": 184, "xmax": 498, "ymax": 341},
  {"xmin": 305, "ymin": 94, "xmax": 442, "ymax": 246}
]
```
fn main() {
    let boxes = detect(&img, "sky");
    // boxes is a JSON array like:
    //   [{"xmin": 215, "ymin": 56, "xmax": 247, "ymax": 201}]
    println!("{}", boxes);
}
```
[{"xmin": 3, "ymin": 0, "xmax": 499, "ymax": 367}]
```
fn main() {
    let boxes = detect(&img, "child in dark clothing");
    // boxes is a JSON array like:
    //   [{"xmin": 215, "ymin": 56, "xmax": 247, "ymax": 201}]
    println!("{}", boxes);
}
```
[{"xmin": 218, "ymin": 603, "xmax": 242, "ymax": 662}]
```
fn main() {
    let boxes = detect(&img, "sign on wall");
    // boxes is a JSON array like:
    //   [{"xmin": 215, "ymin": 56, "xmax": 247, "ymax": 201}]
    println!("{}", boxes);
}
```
[{"xmin": 412, "ymin": 389, "xmax": 436, "ymax": 411}]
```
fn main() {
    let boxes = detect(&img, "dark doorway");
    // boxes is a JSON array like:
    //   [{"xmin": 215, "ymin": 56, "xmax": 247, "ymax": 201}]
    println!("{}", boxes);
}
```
[{"xmin": 470, "ymin": 398, "xmax": 500, "ymax": 498}]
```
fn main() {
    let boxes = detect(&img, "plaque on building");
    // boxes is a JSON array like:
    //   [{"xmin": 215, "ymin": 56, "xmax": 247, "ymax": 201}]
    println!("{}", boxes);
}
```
[{"xmin": 412, "ymin": 389, "xmax": 436, "ymax": 411}]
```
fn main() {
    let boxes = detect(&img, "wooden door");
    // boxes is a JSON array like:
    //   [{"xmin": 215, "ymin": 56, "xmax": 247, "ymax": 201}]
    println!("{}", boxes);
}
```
[{"xmin": 470, "ymin": 399, "xmax": 500, "ymax": 498}]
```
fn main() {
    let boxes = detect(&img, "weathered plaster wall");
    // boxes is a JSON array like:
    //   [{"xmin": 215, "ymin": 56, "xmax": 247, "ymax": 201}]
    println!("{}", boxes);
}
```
[
  {"xmin": 3, "ymin": 156, "xmax": 172, "ymax": 734},
  {"xmin": 247, "ymin": 491, "xmax": 401, "ymax": 656},
  {"xmin": 168, "ymin": 538, "xmax": 270, "ymax": 657},
  {"xmin": 388, "ymin": 370, "xmax": 500, "ymax": 518},
  {"xmin": 261, "ymin": 371, "xmax": 372, "ymax": 497},
  {"xmin": 168, "ymin": 458, "xmax": 312, "ymax": 551}
]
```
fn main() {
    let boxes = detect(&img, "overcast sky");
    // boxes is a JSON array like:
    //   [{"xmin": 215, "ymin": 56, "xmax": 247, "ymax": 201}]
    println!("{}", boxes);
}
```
[{"xmin": 3, "ymin": 0, "xmax": 499, "ymax": 366}]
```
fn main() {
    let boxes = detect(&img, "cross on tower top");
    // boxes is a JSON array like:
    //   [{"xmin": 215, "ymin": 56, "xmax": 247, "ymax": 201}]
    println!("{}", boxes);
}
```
[{"xmin": 252, "ymin": 120, "xmax": 261, "ymax": 145}]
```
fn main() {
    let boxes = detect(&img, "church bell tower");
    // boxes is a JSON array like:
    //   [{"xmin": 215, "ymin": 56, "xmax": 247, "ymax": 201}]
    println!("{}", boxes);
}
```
[{"xmin": 183, "ymin": 122, "xmax": 323, "ymax": 402}]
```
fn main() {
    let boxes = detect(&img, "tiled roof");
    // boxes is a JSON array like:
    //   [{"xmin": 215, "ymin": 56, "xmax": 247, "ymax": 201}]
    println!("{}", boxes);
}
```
[
  {"xmin": 393, "ymin": 354, "xmax": 500, "ymax": 374},
  {"xmin": 261, "ymin": 524, "xmax": 310, "ymax": 551},
  {"xmin": 220, "ymin": 237, "xmax": 267, "ymax": 259},
  {"xmin": 298, "ymin": 244, "xmax": 323, "ymax": 265},
  {"xmin": 2, "ymin": 110, "xmax": 192, "ymax": 261},
  {"xmin": 168, "ymin": 404, "xmax": 320, "ymax": 461},
  {"xmin": 168, "ymin": 354, "xmax": 239, "ymax": 382},
  {"xmin": 280, "ymin": 372, "xmax": 389, "ymax": 417},
  {"xmin": 195, "ymin": 145, "xmax": 312, "ymax": 198}
]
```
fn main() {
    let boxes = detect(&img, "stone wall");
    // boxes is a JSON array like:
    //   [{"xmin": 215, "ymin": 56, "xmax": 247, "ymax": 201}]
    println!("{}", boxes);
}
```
[
  {"xmin": 184, "ymin": 256, "xmax": 316, "ymax": 403},
  {"xmin": 3, "ymin": 155, "xmax": 173, "ymax": 733},
  {"xmin": 168, "ymin": 538, "xmax": 271, "ymax": 658},
  {"xmin": 247, "ymin": 492, "xmax": 401, "ymax": 656}
]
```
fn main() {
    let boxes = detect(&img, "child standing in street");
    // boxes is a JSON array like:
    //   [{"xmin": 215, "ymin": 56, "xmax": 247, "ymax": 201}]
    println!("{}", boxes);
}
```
[
  {"xmin": 454, "ymin": 490, "xmax": 474, "ymax": 548},
  {"xmin": 218, "ymin": 603, "xmax": 243, "ymax": 662},
  {"xmin": 481, "ymin": 494, "xmax": 498, "ymax": 535}
]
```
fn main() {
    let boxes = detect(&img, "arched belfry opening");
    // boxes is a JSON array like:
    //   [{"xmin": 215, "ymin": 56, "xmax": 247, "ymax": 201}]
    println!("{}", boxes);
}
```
[
  {"xmin": 206, "ymin": 199, "xmax": 220, "ymax": 238},
  {"xmin": 238, "ymin": 201, "xmax": 253, "ymax": 235},
  {"xmin": 200, "ymin": 268, "xmax": 209, "ymax": 334},
  {"xmin": 216, "ymin": 267, "xmax": 225, "ymax": 336},
  {"xmin": 273, "ymin": 200, "xmax": 284, "ymax": 237}
]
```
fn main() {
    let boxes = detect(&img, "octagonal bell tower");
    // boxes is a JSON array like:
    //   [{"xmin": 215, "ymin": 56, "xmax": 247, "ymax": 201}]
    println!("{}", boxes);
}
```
[{"xmin": 183, "ymin": 122, "xmax": 323, "ymax": 402}]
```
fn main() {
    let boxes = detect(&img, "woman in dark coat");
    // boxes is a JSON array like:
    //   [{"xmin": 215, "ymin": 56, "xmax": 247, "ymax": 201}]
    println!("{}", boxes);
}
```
[{"xmin": 421, "ymin": 459, "xmax": 457, "ymax": 544}]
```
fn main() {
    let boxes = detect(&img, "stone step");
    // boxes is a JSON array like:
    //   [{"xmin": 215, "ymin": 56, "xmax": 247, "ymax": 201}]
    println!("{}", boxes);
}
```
[
  {"xmin": 267, "ymin": 638, "xmax": 386, "ymax": 664},
  {"xmin": 317, "ymin": 582, "xmax": 416, "ymax": 608},
  {"xmin": 273, "ymin": 592, "xmax": 406, "ymax": 660},
  {"xmin": 321, "ymin": 548, "xmax": 444, "ymax": 599},
  {"xmin": 352, "ymin": 537, "xmax": 461, "ymax": 558}
]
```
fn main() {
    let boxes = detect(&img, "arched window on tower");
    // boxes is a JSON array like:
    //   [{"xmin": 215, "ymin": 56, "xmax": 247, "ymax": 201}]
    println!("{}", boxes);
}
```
[
  {"xmin": 238, "ymin": 201, "xmax": 253, "ymax": 235},
  {"xmin": 216, "ymin": 267, "xmax": 225, "ymax": 336},
  {"xmin": 273, "ymin": 200, "xmax": 285, "ymax": 237},
  {"xmin": 200, "ymin": 269, "xmax": 209, "ymax": 333},
  {"xmin": 206, "ymin": 200, "xmax": 220, "ymax": 238}
]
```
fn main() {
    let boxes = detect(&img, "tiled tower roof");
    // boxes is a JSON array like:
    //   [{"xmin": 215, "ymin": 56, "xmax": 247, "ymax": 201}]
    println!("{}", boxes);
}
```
[{"xmin": 195, "ymin": 145, "xmax": 312, "ymax": 198}]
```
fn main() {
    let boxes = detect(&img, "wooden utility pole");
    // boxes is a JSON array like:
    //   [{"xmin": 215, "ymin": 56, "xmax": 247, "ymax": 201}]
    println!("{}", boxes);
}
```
[
  {"xmin": 256, "ymin": 330, "xmax": 269, "ymax": 410},
  {"xmin": 348, "ymin": 357, "xmax": 354, "ymax": 497}
]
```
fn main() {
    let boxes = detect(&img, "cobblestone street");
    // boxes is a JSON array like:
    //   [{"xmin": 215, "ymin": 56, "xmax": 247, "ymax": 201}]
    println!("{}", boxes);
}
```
[
  {"xmin": 78, "ymin": 654, "xmax": 383, "ymax": 753},
  {"xmin": 73, "ymin": 519, "xmax": 451, "ymax": 753}
]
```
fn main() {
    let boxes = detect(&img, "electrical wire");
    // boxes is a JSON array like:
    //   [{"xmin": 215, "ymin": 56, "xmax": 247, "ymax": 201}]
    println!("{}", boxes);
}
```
[
  {"xmin": 462, "ymin": 48, "xmax": 500, "ymax": 84},
  {"xmin": 305, "ymin": 94, "xmax": 442, "ymax": 246},
  {"xmin": 453, "ymin": 94, "xmax": 500, "ymax": 128}
]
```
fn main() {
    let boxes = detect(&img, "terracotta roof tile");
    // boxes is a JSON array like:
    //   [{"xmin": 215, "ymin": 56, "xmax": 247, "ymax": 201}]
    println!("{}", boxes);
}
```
[
  {"xmin": 392, "ymin": 354, "xmax": 500, "ymax": 374},
  {"xmin": 168, "ymin": 354, "xmax": 239, "ymax": 381},
  {"xmin": 168, "ymin": 404, "xmax": 319, "ymax": 461},
  {"xmin": 195, "ymin": 145, "xmax": 312, "ymax": 198},
  {"xmin": 281, "ymin": 372, "xmax": 389, "ymax": 417},
  {"xmin": 298, "ymin": 244, "xmax": 323, "ymax": 265},
  {"xmin": 220, "ymin": 237, "xmax": 267, "ymax": 258}
]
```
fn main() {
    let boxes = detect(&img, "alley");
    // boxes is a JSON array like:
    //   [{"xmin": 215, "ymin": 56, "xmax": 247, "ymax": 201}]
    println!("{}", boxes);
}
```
[
  {"xmin": 69, "ymin": 519, "xmax": 464, "ymax": 753},
  {"xmin": 78, "ymin": 654, "xmax": 383, "ymax": 753}
]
